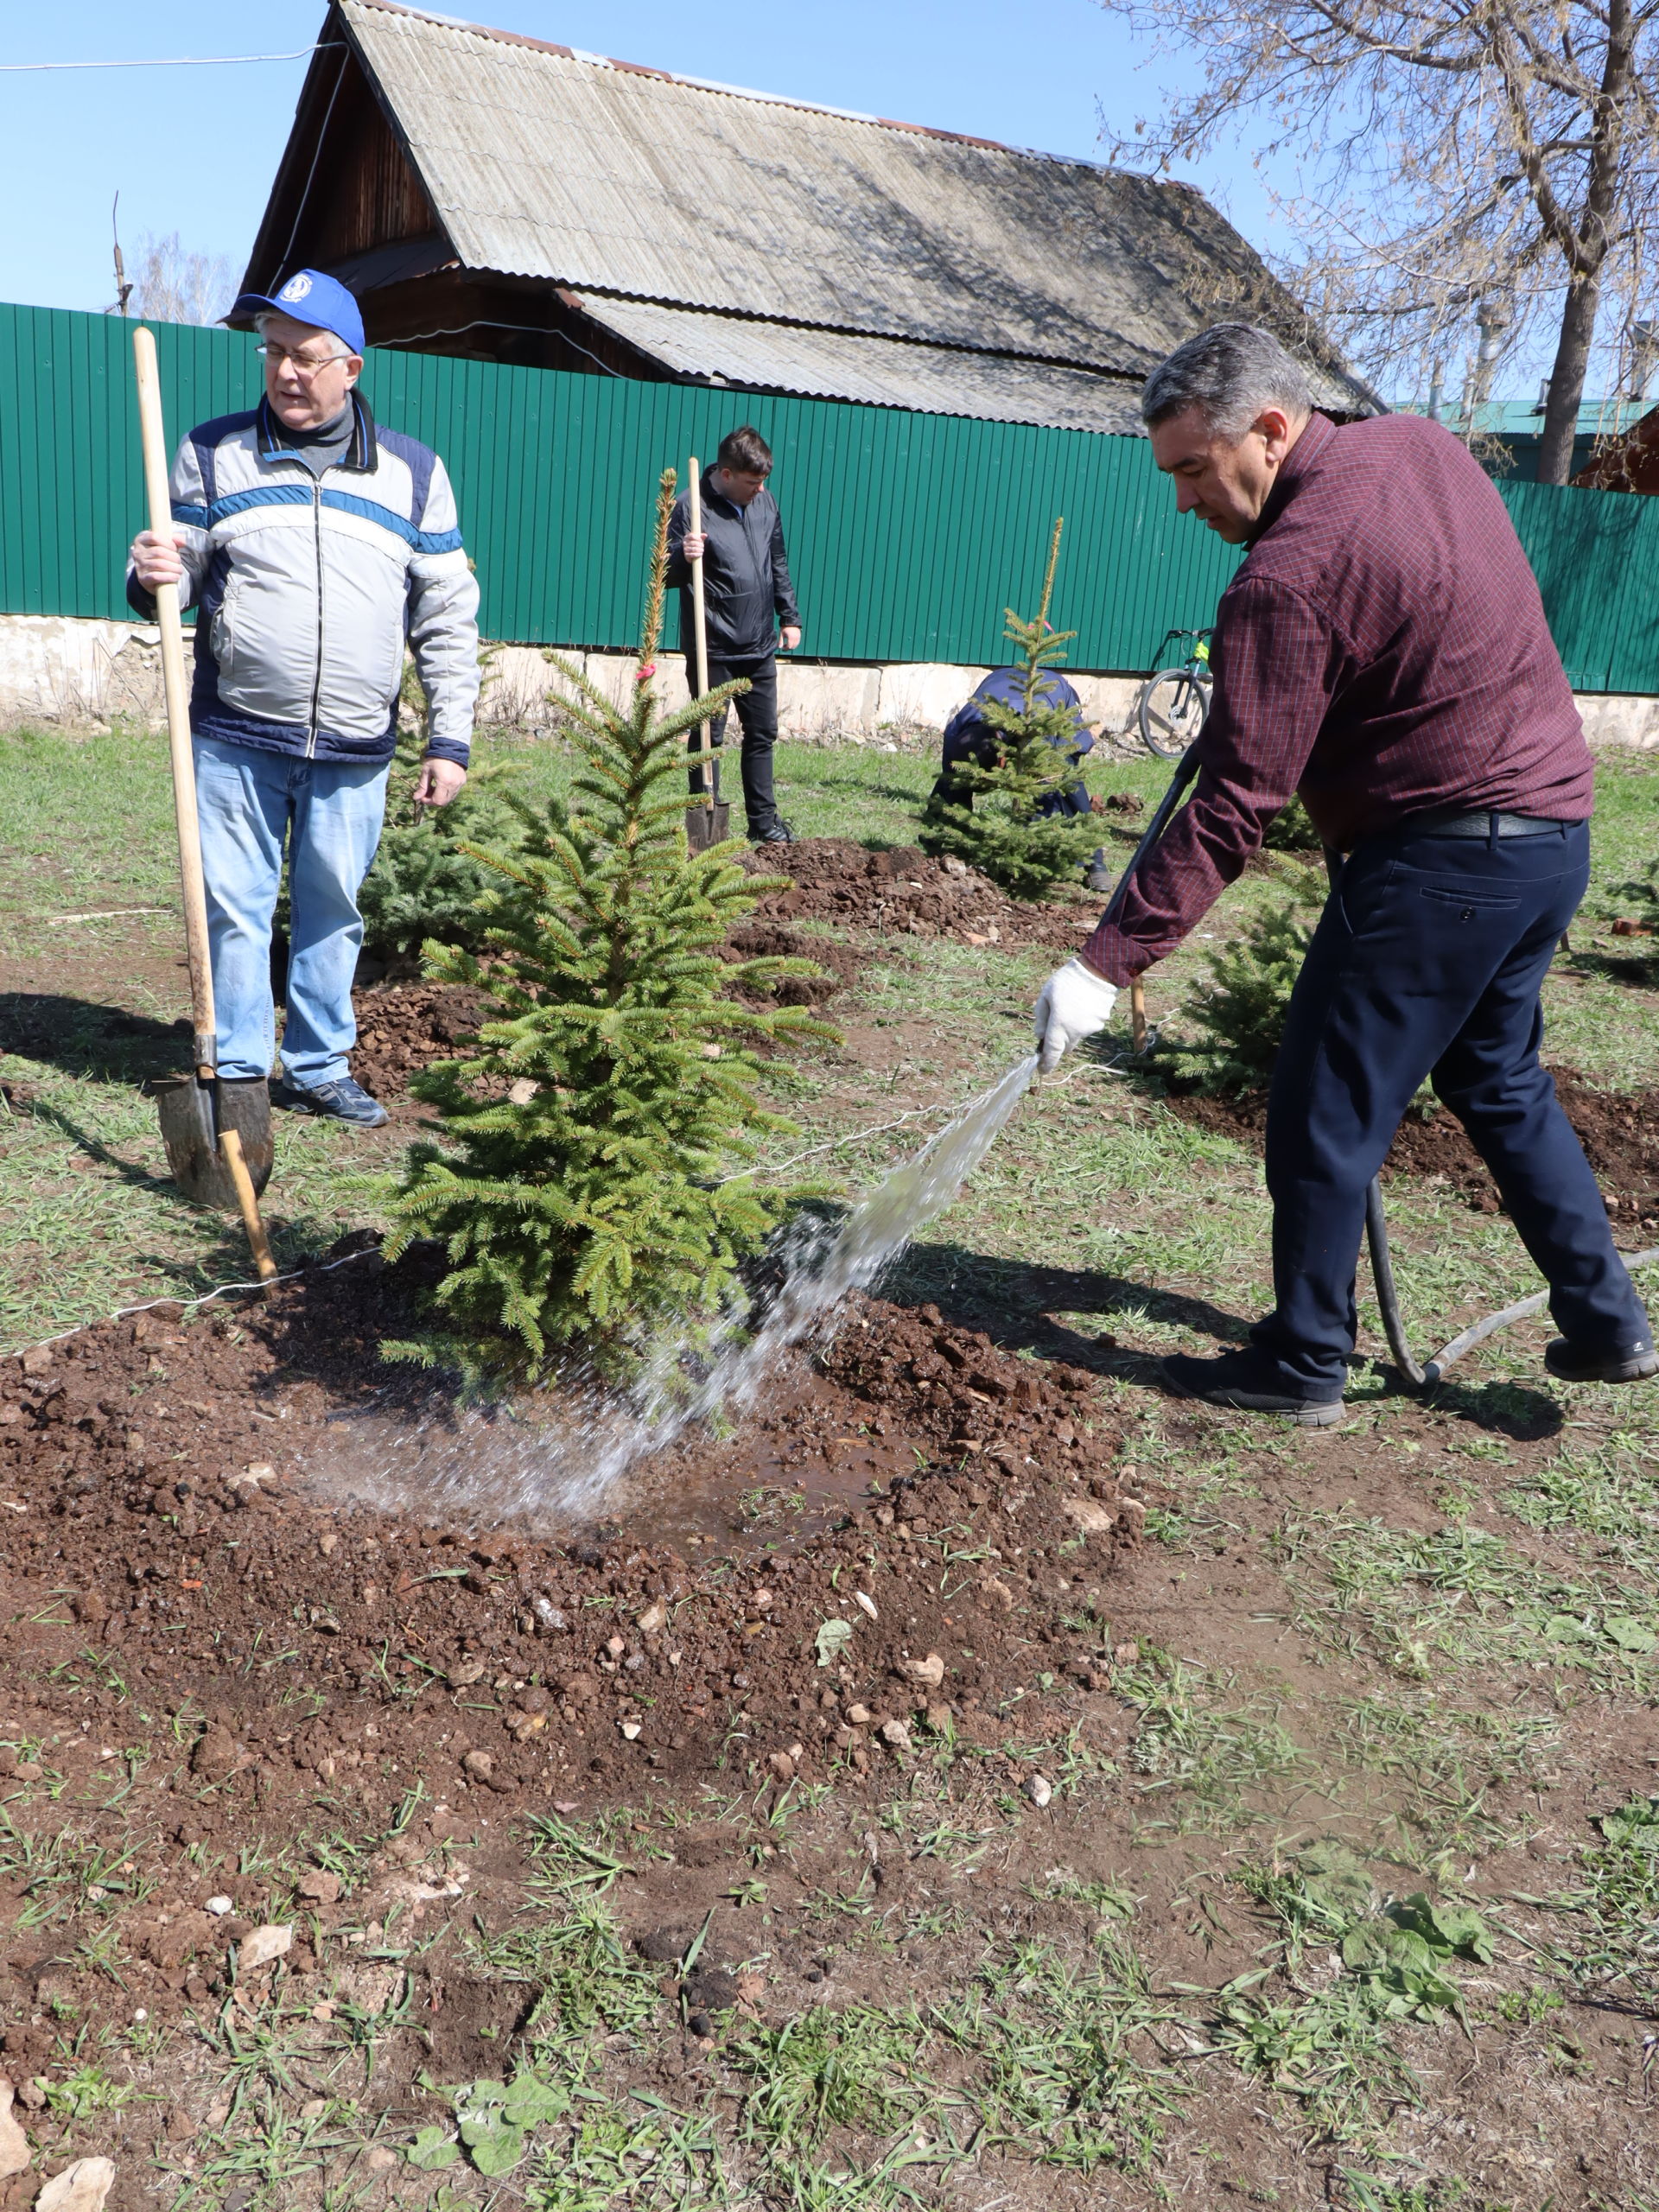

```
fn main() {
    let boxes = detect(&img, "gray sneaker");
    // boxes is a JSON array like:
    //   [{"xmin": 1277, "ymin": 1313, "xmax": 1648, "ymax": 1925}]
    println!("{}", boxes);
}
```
[{"xmin": 270, "ymin": 1073, "xmax": 388, "ymax": 1128}]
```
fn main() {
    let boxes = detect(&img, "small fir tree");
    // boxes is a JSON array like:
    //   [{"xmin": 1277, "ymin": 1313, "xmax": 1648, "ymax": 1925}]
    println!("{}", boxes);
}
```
[
  {"xmin": 381, "ymin": 471, "xmax": 836, "ymax": 1381},
  {"xmin": 919, "ymin": 518, "xmax": 1102, "ymax": 899},
  {"xmin": 1261, "ymin": 794, "xmax": 1323, "ymax": 854},
  {"xmin": 1175, "ymin": 885, "xmax": 1320, "ymax": 1094},
  {"xmin": 355, "ymin": 648, "xmax": 530, "ymax": 965}
]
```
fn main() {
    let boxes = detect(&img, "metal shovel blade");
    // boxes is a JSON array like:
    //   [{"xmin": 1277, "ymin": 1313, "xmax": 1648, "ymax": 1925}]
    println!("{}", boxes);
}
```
[
  {"xmin": 685, "ymin": 799, "xmax": 733, "ymax": 852},
  {"xmin": 154, "ymin": 1074, "xmax": 274, "ymax": 1207}
]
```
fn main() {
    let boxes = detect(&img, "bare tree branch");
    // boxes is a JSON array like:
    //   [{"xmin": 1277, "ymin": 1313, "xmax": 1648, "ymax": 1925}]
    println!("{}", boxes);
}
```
[{"xmin": 1096, "ymin": 0, "xmax": 1659, "ymax": 479}]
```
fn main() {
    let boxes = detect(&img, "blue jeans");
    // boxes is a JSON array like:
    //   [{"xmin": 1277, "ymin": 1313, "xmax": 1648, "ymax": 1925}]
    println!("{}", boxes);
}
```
[
  {"xmin": 1257, "ymin": 817, "xmax": 1650, "ymax": 1391},
  {"xmin": 193, "ymin": 737, "xmax": 389, "ymax": 1085}
]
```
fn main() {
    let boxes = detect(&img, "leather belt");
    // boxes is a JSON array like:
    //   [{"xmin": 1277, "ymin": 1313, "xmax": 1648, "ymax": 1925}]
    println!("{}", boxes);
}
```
[{"xmin": 1408, "ymin": 810, "xmax": 1571, "ymax": 839}]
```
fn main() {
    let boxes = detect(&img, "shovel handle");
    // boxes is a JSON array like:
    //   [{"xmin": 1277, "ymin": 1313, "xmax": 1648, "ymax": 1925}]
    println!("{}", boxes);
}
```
[
  {"xmin": 219, "ymin": 1128, "xmax": 278, "ymax": 1287},
  {"xmin": 1129, "ymin": 978, "xmax": 1147, "ymax": 1053},
  {"xmin": 134, "ymin": 325, "xmax": 216, "ymax": 1078},
  {"xmin": 689, "ymin": 456, "xmax": 713, "ymax": 811}
]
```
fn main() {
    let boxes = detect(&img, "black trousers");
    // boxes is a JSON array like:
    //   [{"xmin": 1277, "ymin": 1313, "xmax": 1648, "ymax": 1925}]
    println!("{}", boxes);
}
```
[
  {"xmin": 1255, "ymin": 817, "xmax": 1649, "ymax": 1390},
  {"xmin": 688, "ymin": 651, "xmax": 779, "ymax": 832}
]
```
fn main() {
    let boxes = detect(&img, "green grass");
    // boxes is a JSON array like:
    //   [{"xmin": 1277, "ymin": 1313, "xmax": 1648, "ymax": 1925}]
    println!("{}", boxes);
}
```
[{"xmin": 10, "ymin": 726, "xmax": 1659, "ymax": 2202}]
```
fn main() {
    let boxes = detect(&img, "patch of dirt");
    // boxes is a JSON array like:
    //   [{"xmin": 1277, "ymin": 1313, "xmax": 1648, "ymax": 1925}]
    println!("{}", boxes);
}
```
[
  {"xmin": 0, "ymin": 1249, "xmax": 1152, "ymax": 2143},
  {"xmin": 351, "ymin": 924, "xmax": 867, "ymax": 1100},
  {"xmin": 349, "ymin": 982, "xmax": 491, "ymax": 1103},
  {"xmin": 717, "ymin": 922, "xmax": 866, "ymax": 1007},
  {"xmin": 0, "ymin": 1245, "xmax": 1135, "ymax": 1836},
  {"xmin": 743, "ymin": 837, "xmax": 1096, "ymax": 950},
  {"xmin": 1165, "ymin": 1065, "xmax": 1659, "ymax": 1232}
]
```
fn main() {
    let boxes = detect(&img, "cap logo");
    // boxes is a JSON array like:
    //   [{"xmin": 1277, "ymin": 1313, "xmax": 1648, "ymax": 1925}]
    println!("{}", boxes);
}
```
[{"xmin": 278, "ymin": 273, "xmax": 314, "ymax": 303}]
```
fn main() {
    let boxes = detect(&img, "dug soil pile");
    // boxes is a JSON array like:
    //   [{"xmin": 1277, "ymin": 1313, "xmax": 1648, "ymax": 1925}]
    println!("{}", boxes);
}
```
[
  {"xmin": 347, "ymin": 830, "xmax": 1112, "ymax": 1104},
  {"xmin": 1166, "ymin": 1065, "xmax": 1659, "ymax": 1234},
  {"xmin": 350, "ymin": 921, "xmax": 864, "ymax": 1103},
  {"xmin": 0, "ymin": 1251, "xmax": 1143, "ymax": 2062},
  {"xmin": 742, "ymin": 837, "xmax": 1097, "ymax": 950}
]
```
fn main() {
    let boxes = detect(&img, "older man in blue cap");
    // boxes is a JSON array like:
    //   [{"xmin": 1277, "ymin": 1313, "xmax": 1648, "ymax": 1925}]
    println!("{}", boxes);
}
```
[{"xmin": 127, "ymin": 269, "xmax": 480, "ymax": 1127}]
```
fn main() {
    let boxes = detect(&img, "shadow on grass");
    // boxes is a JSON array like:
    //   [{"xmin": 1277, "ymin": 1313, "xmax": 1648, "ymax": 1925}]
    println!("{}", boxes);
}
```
[
  {"xmin": 881, "ymin": 1237, "xmax": 1250, "ymax": 1373},
  {"xmin": 880, "ymin": 1238, "xmax": 1563, "ymax": 1438},
  {"xmin": 1559, "ymin": 948, "xmax": 1659, "ymax": 991},
  {"xmin": 0, "ymin": 992, "xmax": 188, "ymax": 1085}
]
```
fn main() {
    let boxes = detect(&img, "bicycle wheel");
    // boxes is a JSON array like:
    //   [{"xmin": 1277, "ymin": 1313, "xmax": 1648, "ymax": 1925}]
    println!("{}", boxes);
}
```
[{"xmin": 1137, "ymin": 667, "xmax": 1211, "ymax": 757}]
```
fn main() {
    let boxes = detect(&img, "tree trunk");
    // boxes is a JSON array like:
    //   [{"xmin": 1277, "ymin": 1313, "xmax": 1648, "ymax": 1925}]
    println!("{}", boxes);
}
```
[{"xmin": 1537, "ymin": 272, "xmax": 1603, "ymax": 484}]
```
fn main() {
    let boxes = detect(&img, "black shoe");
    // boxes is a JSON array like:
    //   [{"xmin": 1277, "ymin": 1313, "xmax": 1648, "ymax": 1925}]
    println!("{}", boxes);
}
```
[
  {"xmin": 752, "ymin": 818, "xmax": 795, "ymax": 845},
  {"xmin": 1084, "ymin": 846, "xmax": 1114, "ymax": 895},
  {"xmin": 1161, "ymin": 1347, "xmax": 1346, "ymax": 1427},
  {"xmin": 1544, "ymin": 1335, "xmax": 1659, "ymax": 1383},
  {"xmin": 270, "ymin": 1073, "xmax": 389, "ymax": 1128}
]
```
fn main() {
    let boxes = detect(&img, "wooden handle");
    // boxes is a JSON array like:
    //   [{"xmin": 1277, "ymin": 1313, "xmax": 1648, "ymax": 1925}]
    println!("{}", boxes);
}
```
[
  {"xmin": 1129, "ymin": 978, "xmax": 1147, "ymax": 1054},
  {"xmin": 689, "ymin": 456, "xmax": 713, "ymax": 810},
  {"xmin": 219, "ymin": 1128, "xmax": 278, "ymax": 1287},
  {"xmin": 134, "ymin": 325, "xmax": 216, "ymax": 1077}
]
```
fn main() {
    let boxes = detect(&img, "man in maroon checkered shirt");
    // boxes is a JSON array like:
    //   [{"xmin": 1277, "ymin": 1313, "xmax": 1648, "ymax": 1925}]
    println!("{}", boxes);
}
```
[{"xmin": 1033, "ymin": 322, "xmax": 1655, "ymax": 1423}]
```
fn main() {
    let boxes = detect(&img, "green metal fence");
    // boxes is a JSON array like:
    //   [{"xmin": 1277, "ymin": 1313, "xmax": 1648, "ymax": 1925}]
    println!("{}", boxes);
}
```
[
  {"xmin": 3, "ymin": 298, "xmax": 1659, "ymax": 687},
  {"xmin": 0, "ymin": 301, "xmax": 1236, "ymax": 670}
]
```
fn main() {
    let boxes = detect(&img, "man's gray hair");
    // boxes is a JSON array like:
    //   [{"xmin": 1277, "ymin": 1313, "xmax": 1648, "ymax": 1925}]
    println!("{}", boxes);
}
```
[
  {"xmin": 1141, "ymin": 323, "xmax": 1316, "ymax": 438},
  {"xmin": 253, "ymin": 308, "xmax": 354, "ymax": 359}
]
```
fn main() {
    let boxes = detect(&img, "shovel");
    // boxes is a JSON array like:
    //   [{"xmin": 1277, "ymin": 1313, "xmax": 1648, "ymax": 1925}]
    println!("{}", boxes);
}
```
[
  {"xmin": 133, "ymin": 325, "xmax": 277, "ymax": 1283},
  {"xmin": 683, "ymin": 455, "xmax": 731, "ymax": 853}
]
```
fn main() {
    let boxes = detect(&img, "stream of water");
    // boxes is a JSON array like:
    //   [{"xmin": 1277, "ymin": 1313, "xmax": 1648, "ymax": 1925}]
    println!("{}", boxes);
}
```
[{"xmin": 317, "ymin": 1052, "xmax": 1039, "ymax": 1528}]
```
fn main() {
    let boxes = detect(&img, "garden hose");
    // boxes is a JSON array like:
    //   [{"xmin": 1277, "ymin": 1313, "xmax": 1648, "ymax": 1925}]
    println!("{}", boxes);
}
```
[{"xmin": 1109, "ymin": 756, "xmax": 1659, "ymax": 1392}]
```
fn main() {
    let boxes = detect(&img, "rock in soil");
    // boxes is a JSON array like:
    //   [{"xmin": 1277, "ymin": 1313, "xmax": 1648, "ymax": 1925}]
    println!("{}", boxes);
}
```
[
  {"xmin": 0, "ymin": 2081, "xmax": 29, "ymax": 2179},
  {"xmin": 35, "ymin": 2162, "xmax": 116, "ymax": 2212}
]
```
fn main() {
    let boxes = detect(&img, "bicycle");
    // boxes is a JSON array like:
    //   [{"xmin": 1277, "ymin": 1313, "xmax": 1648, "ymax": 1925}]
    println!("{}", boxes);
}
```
[{"xmin": 1135, "ymin": 627, "xmax": 1213, "ymax": 758}]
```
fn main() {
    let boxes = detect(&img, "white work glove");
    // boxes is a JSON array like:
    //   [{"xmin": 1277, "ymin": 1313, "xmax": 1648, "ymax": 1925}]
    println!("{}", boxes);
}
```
[{"xmin": 1033, "ymin": 957, "xmax": 1118, "ymax": 1074}]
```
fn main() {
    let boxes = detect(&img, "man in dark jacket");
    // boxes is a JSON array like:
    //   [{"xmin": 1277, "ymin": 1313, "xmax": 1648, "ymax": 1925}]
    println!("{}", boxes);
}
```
[{"xmin": 667, "ymin": 425, "xmax": 802, "ymax": 843}]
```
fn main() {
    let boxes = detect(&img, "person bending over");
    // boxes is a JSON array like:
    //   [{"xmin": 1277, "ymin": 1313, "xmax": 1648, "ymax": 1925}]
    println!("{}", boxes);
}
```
[{"xmin": 1033, "ymin": 322, "xmax": 1654, "ymax": 1421}]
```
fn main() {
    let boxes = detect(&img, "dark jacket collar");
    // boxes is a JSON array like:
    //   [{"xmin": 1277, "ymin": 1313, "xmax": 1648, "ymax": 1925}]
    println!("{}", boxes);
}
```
[
  {"xmin": 1247, "ymin": 410, "xmax": 1336, "ymax": 544},
  {"xmin": 257, "ymin": 389, "xmax": 378, "ymax": 474}
]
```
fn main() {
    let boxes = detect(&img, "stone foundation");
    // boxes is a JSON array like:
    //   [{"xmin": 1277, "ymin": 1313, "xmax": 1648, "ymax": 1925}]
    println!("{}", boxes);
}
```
[{"xmin": 2, "ymin": 612, "xmax": 1654, "ymax": 751}]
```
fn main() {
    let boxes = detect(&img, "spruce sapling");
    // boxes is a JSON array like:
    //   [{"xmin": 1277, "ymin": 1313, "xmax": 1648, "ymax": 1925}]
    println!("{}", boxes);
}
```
[
  {"xmin": 1174, "ymin": 886, "xmax": 1319, "ymax": 1094},
  {"xmin": 356, "ymin": 648, "xmax": 528, "ymax": 966},
  {"xmin": 920, "ymin": 518, "xmax": 1101, "ymax": 899},
  {"xmin": 382, "ymin": 471, "xmax": 836, "ymax": 1382}
]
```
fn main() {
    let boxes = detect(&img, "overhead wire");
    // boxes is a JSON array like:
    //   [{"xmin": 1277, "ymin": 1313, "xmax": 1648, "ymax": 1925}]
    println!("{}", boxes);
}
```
[{"xmin": 0, "ymin": 47, "xmax": 340, "ymax": 73}]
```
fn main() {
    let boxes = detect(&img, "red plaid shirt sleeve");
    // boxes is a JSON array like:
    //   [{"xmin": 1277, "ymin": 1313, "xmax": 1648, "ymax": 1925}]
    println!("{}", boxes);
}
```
[{"xmin": 1084, "ymin": 578, "xmax": 1336, "ymax": 985}]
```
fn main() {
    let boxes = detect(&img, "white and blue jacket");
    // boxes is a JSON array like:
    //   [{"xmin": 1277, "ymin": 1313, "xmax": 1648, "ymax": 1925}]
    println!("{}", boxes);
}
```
[{"xmin": 127, "ymin": 393, "xmax": 480, "ymax": 766}]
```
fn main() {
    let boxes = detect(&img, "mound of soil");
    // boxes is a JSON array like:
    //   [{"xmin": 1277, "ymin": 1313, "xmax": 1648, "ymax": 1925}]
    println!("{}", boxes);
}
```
[
  {"xmin": 0, "ymin": 1243, "xmax": 1136, "ymax": 1847},
  {"xmin": 351, "ymin": 925, "xmax": 867, "ymax": 1099},
  {"xmin": 351, "ymin": 981, "xmax": 490, "ymax": 1102},
  {"xmin": 1168, "ymin": 1066, "xmax": 1659, "ymax": 1231},
  {"xmin": 744, "ymin": 838, "xmax": 1095, "ymax": 949},
  {"xmin": 716, "ymin": 922, "xmax": 867, "ymax": 1007}
]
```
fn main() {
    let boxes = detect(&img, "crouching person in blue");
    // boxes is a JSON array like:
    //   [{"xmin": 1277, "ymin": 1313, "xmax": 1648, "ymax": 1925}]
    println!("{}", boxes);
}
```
[
  {"xmin": 126, "ymin": 269, "xmax": 480, "ymax": 1128},
  {"xmin": 931, "ymin": 666, "xmax": 1106, "ymax": 883}
]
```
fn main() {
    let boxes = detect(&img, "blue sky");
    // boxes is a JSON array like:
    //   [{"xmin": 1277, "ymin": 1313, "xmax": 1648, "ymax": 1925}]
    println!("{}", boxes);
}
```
[{"xmin": 0, "ymin": 0, "xmax": 1283, "ymax": 316}]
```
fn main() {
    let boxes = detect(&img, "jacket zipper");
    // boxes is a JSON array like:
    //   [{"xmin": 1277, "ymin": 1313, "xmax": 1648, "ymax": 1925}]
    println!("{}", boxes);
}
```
[{"xmin": 306, "ymin": 475, "xmax": 324, "ymax": 757}]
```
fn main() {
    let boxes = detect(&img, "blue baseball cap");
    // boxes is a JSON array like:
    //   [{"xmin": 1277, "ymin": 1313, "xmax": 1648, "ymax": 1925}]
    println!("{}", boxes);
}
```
[{"xmin": 227, "ymin": 268, "xmax": 365, "ymax": 355}]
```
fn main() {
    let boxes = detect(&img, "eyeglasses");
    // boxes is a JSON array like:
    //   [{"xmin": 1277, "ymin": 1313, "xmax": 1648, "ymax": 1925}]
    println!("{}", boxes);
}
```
[{"xmin": 256, "ymin": 342, "xmax": 353, "ymax": 376}]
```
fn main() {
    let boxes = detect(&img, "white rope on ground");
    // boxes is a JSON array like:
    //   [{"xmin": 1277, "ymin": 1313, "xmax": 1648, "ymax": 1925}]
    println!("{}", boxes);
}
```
[{"xmin": 0, "ymin": 1243, "xmax": 383, "ymax": 1366}]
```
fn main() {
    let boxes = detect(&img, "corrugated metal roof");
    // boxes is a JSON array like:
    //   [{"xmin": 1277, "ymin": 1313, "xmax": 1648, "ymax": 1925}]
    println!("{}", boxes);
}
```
[
  {"xmin": 340, "ymin": 0, "xmax": 1376, "ymax": 412},
  {"xmin": 568, "ymin": 296, "xmax": 1146, "ymax": 432}
]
